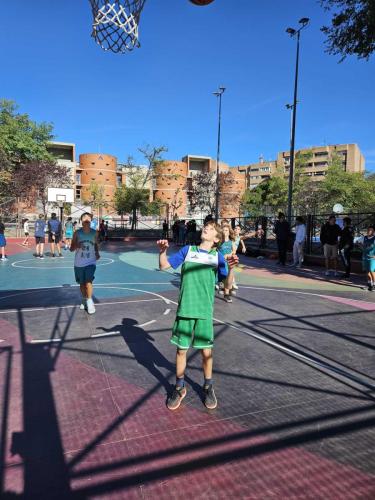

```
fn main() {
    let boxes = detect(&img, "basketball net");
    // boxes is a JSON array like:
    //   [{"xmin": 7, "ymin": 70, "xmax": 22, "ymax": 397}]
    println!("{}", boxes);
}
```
[{"xmin": 89, "ymin": 1, "xmax": 147, "ymax": 53}]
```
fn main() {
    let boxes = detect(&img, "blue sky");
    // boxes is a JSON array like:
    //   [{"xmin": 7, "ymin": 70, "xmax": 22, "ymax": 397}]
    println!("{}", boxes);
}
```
[{"xmin": 1, "ymin": 0, "xmax": 374, "ymax": 170}]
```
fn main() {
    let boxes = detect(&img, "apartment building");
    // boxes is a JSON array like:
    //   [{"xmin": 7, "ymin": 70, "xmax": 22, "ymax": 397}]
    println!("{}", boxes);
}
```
[{"xmin": 277, "ymin": 143, "xmax": 365, "ymax": 180}]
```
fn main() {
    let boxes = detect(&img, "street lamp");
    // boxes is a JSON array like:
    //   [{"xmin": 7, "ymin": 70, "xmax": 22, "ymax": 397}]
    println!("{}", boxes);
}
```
[
  {"xmin": 286, "ymin": 17, "xmax": 310, "ymax": 222},
  {"xmin": 213, "ymin": 86, "xmax": 226, "ymax": 221}
]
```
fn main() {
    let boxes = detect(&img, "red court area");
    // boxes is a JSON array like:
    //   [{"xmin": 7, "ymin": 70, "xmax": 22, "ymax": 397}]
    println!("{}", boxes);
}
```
[{"xmin": 1, "ymin": 318, "xmax": 374, "ymax": 500}]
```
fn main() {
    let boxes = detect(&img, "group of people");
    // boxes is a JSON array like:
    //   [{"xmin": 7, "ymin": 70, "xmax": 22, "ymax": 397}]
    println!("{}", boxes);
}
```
[
  {"xmin": 273, "ymin": 212, "xmax": 375, "ymax": 291},
  {"xmin": 0, "ymin": 214, "xmax": 109, "ymax": 261},
  {"xmin": 170, "ymin": 219, "xmax": 198, "ymax": 246}
]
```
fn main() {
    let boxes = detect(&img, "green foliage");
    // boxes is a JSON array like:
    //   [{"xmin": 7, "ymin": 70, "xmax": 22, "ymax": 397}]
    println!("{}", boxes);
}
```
[
  {"xmin": 0, "ymin": 99, "xmax": 54, "ymax": 167},
  {"xmin": 319, "ymin": 154, "xmax": 375, "ymax": 211},
  {"xmin": 320, "ymin": 0, "xmax": 375, "ymax": 60},
  {"xmin": 88, "ymin": 181, "xmax": 108, "ymax": 215},
  {"xmin": 240, "ymin": 150, "xmax": 375, "ymax": 215},
  {"xmin": 114, "ymin": 184, "xmax": 161, "ymax": 229}
]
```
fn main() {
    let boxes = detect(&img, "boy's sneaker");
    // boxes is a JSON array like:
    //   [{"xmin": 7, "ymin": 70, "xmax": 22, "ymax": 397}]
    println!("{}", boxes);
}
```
[
  {"xmin": 51, "ymin": 254, "xmax": 56, "ymax": 258},
  {"xmin": 40, "ymin": 254, "xmax": 44, "ymax": 259},
  {"xmin": 167, "ymin": 386, "xmax": 187, "ymax": 410},
  {"xmin": 0, "ymin": 256, "xmax": 8, "ymax": 260},
  {"xmin": 224, "ymin": 294, "xmax": 232, "ymax": 303},
  {"xmin": 230, "ymin": 289, "xmax": 237, "ymax": 296},
  {"xmin": 58, "ymin": 253, "xmax": 64, "ymax": 258},
  {"xmin": 86, "ymin": 298, "xmax": 96, "ymax": 314},
  {"xmin": 215, "ymin": 284, "xmax": 220, "ymax": 291},
  {"xmin": 368, "ymin": 285, "xmax": 374, "ymax": 292},
  {"xmin": 203, "ymin": 385, "xmax": 217, "ymax": 410},
  {"xmin": 232, "ymin": 283, "xmax": 239, "ymax": 290},
  {"xmin": 218, "ymin": 290, "xmax": 224, "ymax": 295},
  {"xmin": 333, "ymin": 271, "xmax": 339, "ymax": 277},
  {"xmin": 79, "ymin": 299, "xmax": 87, "ymax": 310},
  {"xmin": 324, "ymin": 271, "xmax": 331, "ymax": 277}
]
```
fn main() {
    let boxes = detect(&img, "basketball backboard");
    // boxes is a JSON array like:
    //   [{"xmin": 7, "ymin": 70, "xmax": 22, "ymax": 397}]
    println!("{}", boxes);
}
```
[{"xmin": 48, "ymin": 188, "xmax": 75, "ymax": 204}]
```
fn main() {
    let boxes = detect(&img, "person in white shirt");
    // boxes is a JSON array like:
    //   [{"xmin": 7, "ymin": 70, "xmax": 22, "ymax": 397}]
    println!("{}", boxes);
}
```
[
  {"xmin": 292, "ymin": 216, "xmax": 306, "ymax": 268},
  {"xmin": 22, "ymin": 219, "xmax": 30, "ymax": 246}
]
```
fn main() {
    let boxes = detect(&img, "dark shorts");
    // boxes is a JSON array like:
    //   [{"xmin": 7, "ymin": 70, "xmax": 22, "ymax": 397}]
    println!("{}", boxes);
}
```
[
  {"xmin": 35, "ymin": 236, "xmax": 45, "ymax": 244},
  {"xmin": 74, "ymin": 265, "xmax": 96, "ymax": 285},
  {"xmin": 48, "ymin": 233, "xmax": 61, "ymax": 243}
]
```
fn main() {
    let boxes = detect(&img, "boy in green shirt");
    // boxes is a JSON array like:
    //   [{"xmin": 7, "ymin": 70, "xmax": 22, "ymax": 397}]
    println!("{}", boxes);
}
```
[{"xmin": 157, "ymin": 221, "xmax": 238, "ymax": 410}]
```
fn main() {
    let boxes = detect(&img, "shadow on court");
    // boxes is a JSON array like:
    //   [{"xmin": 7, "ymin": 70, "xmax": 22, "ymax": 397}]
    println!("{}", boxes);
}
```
[{"xmin": 1, "ymin": 284, "xmax": 375, "ymax": 497}]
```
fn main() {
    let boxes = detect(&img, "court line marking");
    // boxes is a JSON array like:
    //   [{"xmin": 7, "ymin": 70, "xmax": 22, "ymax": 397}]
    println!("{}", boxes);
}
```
[
  {"xmin": 11, "ymin": 257, "xmax": 114, "ymax": 269},
  {"xmin": 138, "ymin": 320, "xmax": 156, "ymax": 327},
  {"xmin": 91, "ymin": 331, "xmax": 121, "ymax": 339},
  {"xmin": 238, "ymin": 285, "xmax": 375, "ymax": 306},
  {"xmin": 0, "ymin": 298, "xmax": 163, "ymax": 315},
  {"xmin": 0, "ymin": 282, "xmax": 177, "ymax": 301},
  {"xmin": 164, "ymin": 309, "xmax": 171, "ymax": 315},
  {"xmin": 156, "ymin": 293, "xmax": 375, "ymax": 392}
]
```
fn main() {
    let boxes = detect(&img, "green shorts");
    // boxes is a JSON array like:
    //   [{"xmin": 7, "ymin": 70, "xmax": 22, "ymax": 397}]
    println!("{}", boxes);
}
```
[{"xmin": 171, "ymin": 317, "xmax": 214, "ymax": 350}]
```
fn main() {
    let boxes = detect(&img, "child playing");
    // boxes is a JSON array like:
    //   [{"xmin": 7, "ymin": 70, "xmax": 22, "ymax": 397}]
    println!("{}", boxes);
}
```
[
  {"xmin": 22, "ymin": 218, "xmax": 30, "ymax": 246},
  {"xmin": 218, "ymin": 224, "xmax": 237, "ymax": 302},
  {"xmin": 70, "ymin": 212, "xmax": 100, "ymax": 314},
  {"xmin": 64, "ymin": 217, "xmax": 74, "ymax": 250},
  {"xmin": 0, "ymin": 219, "xmax": 7, "ymax": 260},
  {"xmin": 231, "ymin": 225, "xmax": 247, "ymax": 290},
  {"xmin": 34, "ymin": 214, "xmax": 46, "ymax": 259},
  {"xmin": 157, "ymin": 221, "xmax": 238, "ymax": 411},
  {"xmin": 362, "ymin": 225, "xmax": 375, "ymax": 292}
]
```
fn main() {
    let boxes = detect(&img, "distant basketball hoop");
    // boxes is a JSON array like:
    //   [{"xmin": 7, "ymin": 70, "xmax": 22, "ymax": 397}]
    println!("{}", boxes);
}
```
[
  {"xmin": 89, "ymin": 0, "xmax": 147, "ymax": 53},
  {"xmin": 48, "ymin": 188, "xmax": 74, "ymax": 204}
]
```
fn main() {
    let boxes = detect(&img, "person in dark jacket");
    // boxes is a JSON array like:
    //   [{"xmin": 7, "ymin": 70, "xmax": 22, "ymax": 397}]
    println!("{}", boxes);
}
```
[
  {"xmin": 339, "ymin": 217, "xmax": 354, "ymax": 278},
  {"xmin": 320, "ymin": 215, "xmax": 342, "ymax": 277},
  {"xmin": 274, "ymin": 212, "xmax": 290, "ymax": 265}
]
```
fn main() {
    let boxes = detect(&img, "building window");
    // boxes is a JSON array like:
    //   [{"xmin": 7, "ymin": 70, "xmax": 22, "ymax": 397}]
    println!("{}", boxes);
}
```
[
  {"xmin": 75, "ymin": 188, "xmax": 81, "ymax": 199},
  {"xmin": 314, "ymin": 171, "xmax": 325, "ymax": 176},
  {"xmin": 76, "ymin": 173, "xmax": 81, "ymax": 184},
  {"xmin": 116, "ymin": 175, "xmax": 122, "ymax": 187},
  {"xmin": 314, "ymin": 151, "xmax": 328, "ymax": 157}
]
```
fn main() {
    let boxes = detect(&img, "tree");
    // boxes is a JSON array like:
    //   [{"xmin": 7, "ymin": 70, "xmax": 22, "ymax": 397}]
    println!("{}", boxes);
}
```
[
  {"xmin": 0, "ymin": 100, "xmax": 54, "ymax": 168},
  {"xmin": 137, "ymin": 144, "xmax": 168, "ymax": 188},
  {"xmin": 320, "ymin": 0, "xmax": 375, "ymax": 60},
  {"xmin": 318, "ymin": 153, "xmax": 375, "ymax": 211},
  {"xmin": 87, "ymin": 181, "xmax": 108, "ymax": 218},
  {"xmin": 114, "ymin": 184, "xmax": 161, "ymax": 230},
  {"xmin": 189, "ymin": 171, "xmax": 216, "ymax": 216},
  {"xmin": 12, "ymin": 160, "xmax": 72, "ymax": 215}
]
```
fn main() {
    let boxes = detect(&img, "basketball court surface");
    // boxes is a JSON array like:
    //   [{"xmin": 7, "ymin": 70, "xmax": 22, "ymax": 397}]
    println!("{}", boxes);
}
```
[{"xmin": 1, "ymin": 239, "xmax": 375, "ymax": 498}]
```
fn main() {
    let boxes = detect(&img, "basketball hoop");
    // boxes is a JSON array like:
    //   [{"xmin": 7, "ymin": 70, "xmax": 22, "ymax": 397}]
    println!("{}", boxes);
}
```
[{"xmin": 89, "ymin": 0, "xmax": 147, "ymax": 53}]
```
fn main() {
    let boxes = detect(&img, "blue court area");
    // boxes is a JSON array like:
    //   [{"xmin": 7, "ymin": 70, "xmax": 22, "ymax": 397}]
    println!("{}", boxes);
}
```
[{"xmin": 0, "ymin": 241, "xmax": 178, "ymax": 303}]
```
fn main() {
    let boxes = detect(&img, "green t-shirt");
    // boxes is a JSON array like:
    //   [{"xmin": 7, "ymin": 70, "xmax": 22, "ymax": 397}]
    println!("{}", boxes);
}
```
[{"xmin": 168, "ymin": 245, "xmax": 227, "ymax": 320}]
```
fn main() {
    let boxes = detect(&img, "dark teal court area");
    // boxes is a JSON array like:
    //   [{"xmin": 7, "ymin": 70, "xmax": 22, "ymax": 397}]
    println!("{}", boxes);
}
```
[{"xmin": 1, "ymin": 240, "xmax": 375, "ymax": 498}]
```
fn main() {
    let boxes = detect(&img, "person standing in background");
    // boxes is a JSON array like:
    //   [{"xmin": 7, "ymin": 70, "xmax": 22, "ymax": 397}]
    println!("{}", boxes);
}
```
[
  {"xmin": 22, "ymin": 218, "xmax": 30, "ymax": 246},
  {"xmin": 34, "ymin": 214, "xmax": 46, "ymax": 259},
  {"xmin": 274, "ymin": 212, "xmax": 290, "ymax": 266},
  {"xmin": 291, "ymin": 217, "xmax": 306, "ymax": 268},
  {"xmin": 320, "ymin": 215, "xmax": 342, "ymax": 277},
  {"xmin": 339, "ymin": 217, "xmax": 354, "ymax": 278},
  {"xmin": 48, "ymin": 212, "xmax": 63, "ymax": 258}
]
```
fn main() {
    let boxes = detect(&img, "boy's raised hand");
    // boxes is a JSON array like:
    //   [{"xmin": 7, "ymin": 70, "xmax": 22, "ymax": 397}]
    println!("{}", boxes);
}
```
[
  {"xmin": 157, "ymin": 239, "xmax": 169, "ymax": 253},
  {"xmin": 227, "ymin": 254, "xmax": 239, "ymax": 269}
]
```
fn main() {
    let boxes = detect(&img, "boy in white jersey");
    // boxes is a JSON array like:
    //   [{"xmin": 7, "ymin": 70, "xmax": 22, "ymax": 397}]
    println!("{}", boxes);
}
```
[
  {"xmin": 70, "ymin": 212, "xmax": 100, "ymax": 314},
  {"xmin": 157, "ymin": 221, "xmax": 238, "ymax": 411}
]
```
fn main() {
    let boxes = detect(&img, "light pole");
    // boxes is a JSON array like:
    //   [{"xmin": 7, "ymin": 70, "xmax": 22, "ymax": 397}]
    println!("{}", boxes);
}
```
[
  {"xmin": 286, "ymin": 17, "xmax": 309, "ymax": 223},
  {"xmin": 213, "ymin": 86, "xmax": 226, "ymax": 221}
]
